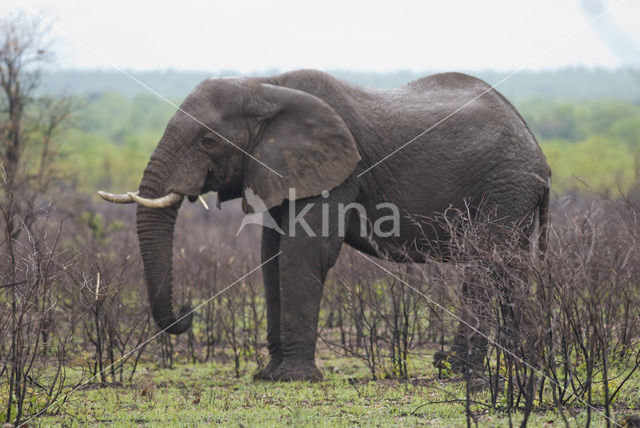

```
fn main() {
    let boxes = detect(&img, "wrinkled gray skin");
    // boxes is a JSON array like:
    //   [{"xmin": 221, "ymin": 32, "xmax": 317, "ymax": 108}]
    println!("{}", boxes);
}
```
[{"xmin": 134, "ymin": 69, "xmax": 550, "ymax": 381}]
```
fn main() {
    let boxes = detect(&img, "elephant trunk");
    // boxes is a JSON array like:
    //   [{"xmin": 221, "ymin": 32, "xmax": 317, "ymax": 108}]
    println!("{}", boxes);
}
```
[{"xmin": 136, "ymin": 153, "xmax": 192, "ymax": 335}]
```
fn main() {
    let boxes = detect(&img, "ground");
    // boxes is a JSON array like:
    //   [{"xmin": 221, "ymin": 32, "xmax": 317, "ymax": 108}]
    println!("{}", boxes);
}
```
[{"xmin": 32, "ymin": 348, "xmax": 633, "ymax": 427}]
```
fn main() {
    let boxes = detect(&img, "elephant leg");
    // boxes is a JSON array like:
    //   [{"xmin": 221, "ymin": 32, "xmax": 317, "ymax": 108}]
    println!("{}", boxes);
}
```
[
  {"xmin": 447, "ymin": 206, "xmax": 538, "ymax": 374},
  {"xmin": 496, "ymin": 261, "xmax": 538, "ymax": 367},
  {"xmin": 449, "ymin": 268, "xmax": 490, "ymax": 374},
  {"xmin": 271, "ymin": 180, "xmax": 359, "ymax": 381},
  {"xmin": 254, "ymin": 207, "xmax": 283, "ymax": 380},
  {"xmin": 448, "ymin": 257, "xmax": 529, "ymax": 373}
]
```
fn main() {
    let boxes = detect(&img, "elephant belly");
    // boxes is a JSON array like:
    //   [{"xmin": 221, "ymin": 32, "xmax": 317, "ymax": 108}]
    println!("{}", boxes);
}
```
[{"xmin": 343, "ymin": 198, "xmax": 454, "ymax": 263}]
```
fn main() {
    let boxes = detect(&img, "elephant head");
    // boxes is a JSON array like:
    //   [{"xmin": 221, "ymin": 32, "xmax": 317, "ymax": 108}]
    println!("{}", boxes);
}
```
[{"xmin": 98, "ymin": 77, "xmax": 361, "ymax": 334}]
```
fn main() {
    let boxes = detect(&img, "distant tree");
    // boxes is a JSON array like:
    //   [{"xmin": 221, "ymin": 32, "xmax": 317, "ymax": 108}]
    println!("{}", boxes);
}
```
[
  {"xmin": 0, "ymin": 12, "xmax": 71, "ymax": 238},
  {"xmin": 0, "ymin": 13, "xmax": 74, "ymax": 426}
]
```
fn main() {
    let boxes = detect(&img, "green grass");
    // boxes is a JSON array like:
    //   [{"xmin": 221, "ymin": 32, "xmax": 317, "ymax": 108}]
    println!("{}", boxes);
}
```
[{"xmin": 32, "ymin": 349, "xmax": 636, "ymax": 427}]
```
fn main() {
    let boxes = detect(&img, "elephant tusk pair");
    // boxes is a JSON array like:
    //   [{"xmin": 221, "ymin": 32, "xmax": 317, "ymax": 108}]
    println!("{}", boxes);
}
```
[
  {"xmin": 97, "ymin": 190, "xmax": 183, "ymax": 208},
  {"xmin": 97, "ymin": 190, "xmax": 210, "ymax": 210}
]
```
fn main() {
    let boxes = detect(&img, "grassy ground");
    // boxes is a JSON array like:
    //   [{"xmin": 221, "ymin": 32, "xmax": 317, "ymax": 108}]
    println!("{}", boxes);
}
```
[{"xmin": 32, "ymin": 348, "xmax": 636, "ymax": 427}]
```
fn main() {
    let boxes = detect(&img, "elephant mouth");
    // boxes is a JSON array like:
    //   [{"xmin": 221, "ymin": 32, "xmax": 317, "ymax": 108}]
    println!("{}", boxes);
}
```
[{"xmin": 187, "ymin": 172, "xmax": 218, "ymax": 203}]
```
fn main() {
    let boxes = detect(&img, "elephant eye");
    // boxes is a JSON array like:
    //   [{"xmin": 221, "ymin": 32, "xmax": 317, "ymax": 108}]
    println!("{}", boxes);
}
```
[{"xmin": 201, "ymin": 134, "xmax": 218, "ymax": 150}]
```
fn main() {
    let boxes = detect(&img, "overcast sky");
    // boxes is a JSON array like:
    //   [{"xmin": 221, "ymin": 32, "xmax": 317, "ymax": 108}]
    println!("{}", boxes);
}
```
[{"xmin": 5, "ymin": 0, "xmax": 640, "ymax": 72}]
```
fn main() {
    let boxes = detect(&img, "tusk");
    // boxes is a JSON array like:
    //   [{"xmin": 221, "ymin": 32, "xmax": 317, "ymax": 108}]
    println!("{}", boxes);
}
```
[
  {"xmin": 128, "ymin": 191, "xmax": 183, "ymax": 208},
  {"xmin": 97, "ymin": 190, "xmax": 137, "ymax": 203},
  {"xmin": 198, "ymin": 195, "xmax": 209, "ymax": 210}
]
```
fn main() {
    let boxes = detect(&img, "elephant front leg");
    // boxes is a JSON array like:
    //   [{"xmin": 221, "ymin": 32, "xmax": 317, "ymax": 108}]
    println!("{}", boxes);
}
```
[
  {"xmin": 271, "ymin": 184, "xmax": 357, "ymax": 381},
  {"xmin": 254, "ymin": 208, "xmax": 283, "ymax": 380},
  {"xmin": 271, "ymin": 242, "xmax": 329, "ymax": 381}
]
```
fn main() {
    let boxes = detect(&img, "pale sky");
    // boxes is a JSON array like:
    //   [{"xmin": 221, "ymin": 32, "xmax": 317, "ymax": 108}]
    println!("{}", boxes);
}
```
[{"xmin": 5, "ymin": 0, "xmax": 640, "ymax": 72}]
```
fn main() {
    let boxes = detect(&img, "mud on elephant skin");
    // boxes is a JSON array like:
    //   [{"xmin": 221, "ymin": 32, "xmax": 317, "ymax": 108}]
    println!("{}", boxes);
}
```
[{"xmin": 99, "ymin": 69, "xmax": 551, "ymax": 381}]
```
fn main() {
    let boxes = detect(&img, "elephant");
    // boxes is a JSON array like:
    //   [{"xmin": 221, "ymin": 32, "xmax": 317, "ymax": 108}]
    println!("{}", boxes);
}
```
[{"xmin": 98, "ymin": 69, "xmax": 551, "ymax": 381}]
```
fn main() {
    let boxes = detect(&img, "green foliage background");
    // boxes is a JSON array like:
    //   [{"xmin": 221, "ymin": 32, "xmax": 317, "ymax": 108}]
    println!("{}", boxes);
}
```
[
  {"xmin": 48, "ymin": 68, "xmax": 640, "ymax": 197},
  {"xmin": 59, "ymin": 92, "xmax": 175, "ymax": 193}
]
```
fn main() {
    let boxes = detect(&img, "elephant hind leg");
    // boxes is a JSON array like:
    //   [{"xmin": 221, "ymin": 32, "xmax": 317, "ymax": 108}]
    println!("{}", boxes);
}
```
[
  {"xmin": 444, "ymin": 195, "xmax": 541, "ymax": 374},
  {"xmin": 448, "ymin": 271, "xmax": 490, "ymax": 374}
]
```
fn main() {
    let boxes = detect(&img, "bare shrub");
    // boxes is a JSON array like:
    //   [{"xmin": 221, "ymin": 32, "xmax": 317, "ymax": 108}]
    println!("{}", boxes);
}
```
[
  {"xmin": 319, "ymin": 195, "xmax": 639, "ymax": 426},
  {"xmin": 0, "ymin": 208, "xmax": 69, "ymax": 424},
  {"xmin": 0, "ymin": 13, "xmax": 75, "ymax": 425},
  {"xmin": 323, "ymin": 248, "xmax": 445, "ymax": 381},
  {"xmin": 60, "ymin": 207, "xmax": 151, "ymax": 383},
  {"xmin": 425, "ymin": 197, "xmax": 640, "ymax": 425},
  {"xmin": 536, "ymin": 198, "xmax": 640, "ymax": 425}
]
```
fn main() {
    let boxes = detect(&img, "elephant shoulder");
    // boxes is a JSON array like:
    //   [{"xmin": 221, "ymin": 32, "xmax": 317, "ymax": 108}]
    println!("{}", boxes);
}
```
[{"xmin": 407, "ymin": 72, "xmax": 491, "ymax": 93}]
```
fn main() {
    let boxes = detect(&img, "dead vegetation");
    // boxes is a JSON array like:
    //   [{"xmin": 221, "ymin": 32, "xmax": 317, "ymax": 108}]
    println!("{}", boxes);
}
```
[{"xmin": 1, "ymin": 13, "xmax": 639, "ymax": 428}]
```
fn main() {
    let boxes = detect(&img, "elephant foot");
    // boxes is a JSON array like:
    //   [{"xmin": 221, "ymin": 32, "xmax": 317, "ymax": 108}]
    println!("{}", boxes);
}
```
[
  {"xmin": 253, "ymin": 358, "xmax": 283, "ymax": 381},
  {"xmin": 432, "ymin": 350, "xmax": 463, "ymax": 373},
  {"xmin": 433, "ymin": 349, "xmax": 485, "ymax": 375},
  {"xmin": 433, "ymin": 350, "xmax": 451, "ymax": 371},
  {"xmin": 448, "ymin": 349, "xmax": 486, "ymax": 374},
  {"xmin": 271, "ymin": 359, "xmax": 323, "ymax": 382},
  {"xmin": 437, "ymin": 334, "xmax": 487, "ymax": 375}
]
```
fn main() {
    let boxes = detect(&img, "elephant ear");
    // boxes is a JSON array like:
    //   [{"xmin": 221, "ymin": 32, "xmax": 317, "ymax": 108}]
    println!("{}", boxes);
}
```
[{"xmin": 242, "ymin": 83, "xmax": 361, "ymax": 213}]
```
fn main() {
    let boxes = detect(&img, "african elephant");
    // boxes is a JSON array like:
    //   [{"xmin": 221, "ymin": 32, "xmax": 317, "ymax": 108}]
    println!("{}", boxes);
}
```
[{"xmin": 99, "ymin": 69, "xmax": 550, "ymax": 381}]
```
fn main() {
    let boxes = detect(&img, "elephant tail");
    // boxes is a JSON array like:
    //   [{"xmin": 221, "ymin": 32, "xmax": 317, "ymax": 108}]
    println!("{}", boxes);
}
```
[{"xmin": 537, "ymin": 182, "xmax": 550, "ymax": 259}]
